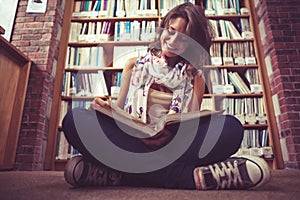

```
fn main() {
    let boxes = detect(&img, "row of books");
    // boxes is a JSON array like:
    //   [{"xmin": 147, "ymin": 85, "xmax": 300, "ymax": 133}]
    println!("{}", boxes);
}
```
[
  {"xmin": 241, "ymin": 129, "xmax": 269, "ymax": 148},
  {"xmin": 65, "ymin": 45, "xmax": 147, "ymax": 68},
  {"xmin": 59, "ymin": 100, "xmax": 93, "ymax": 126},
  {"xmin": 210, "ymin": 42, "xmax": 256, "ymax": 66},
  {"xmin": 220, "ymin": 97, "xmax": 266, "ymax": 124},
  {"xmin": 69, "ymin": 20, "xmax": 157, "ymax": 42},
  {"xmin": 114, "ymin": 20, "xmax": 157, "ymax": 41},
  {"xmin": 160, "ymin": 0, "xmax": 195, "ymax": 16},
  {"xmin": 205, "ymin": 0, "xmax": 244, "ymax": 15},
  {"xmin": 210, "ymin": 68, "xmax": 262, "ymax": 94},
  {"xmin": 62, "ymin": 71, "xmax": 109, "ymax": 97},
  {"xmin": 72, "ymin": 0, "xmax": 197, "ymax": 18},
  {"xmin": 72, "ymin": 0, "xmax": 247, "ymax": 19},
  {"xmin": 72, "ymin": 0, "xmax": 158, "ymax": 18},
  {"xmin": 69, "ymin": 16, "xmax": 252, "ymax": 43},
  {"xmin": 237, "ymin": 129, "xmax": 273, "ymax": 158},
  {"xmin": 69, "ymin": 22, "xmax": 111, "ymax": 42},
  {"xmin": 65, "ymin": 46, "xmax": 106, "ymax": 68},
  {"xmin": 209, "ymin": 18, "xmax": 252, "ymax": 39},
  {"xmin": 56, "ymin": 130, "xmax": 79, "ymax": 160}
]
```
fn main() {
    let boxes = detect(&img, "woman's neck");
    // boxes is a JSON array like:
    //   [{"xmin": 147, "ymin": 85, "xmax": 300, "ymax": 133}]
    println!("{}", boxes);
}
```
[{"xmin": 166, "ymin": 56, "xmax": 181, "ymax": 68}]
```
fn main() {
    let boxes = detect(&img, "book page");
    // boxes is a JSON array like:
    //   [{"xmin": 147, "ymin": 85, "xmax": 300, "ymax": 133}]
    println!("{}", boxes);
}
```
[{"xmin": 94, "ymin": 102, "xmax": 223, "ymax": 138}]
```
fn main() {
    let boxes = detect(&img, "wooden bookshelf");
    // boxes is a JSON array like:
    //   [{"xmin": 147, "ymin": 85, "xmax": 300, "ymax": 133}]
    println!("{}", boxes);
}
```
[{"xmin": 45, "ymin": 0, "xmax": 284, "ymax": 170}]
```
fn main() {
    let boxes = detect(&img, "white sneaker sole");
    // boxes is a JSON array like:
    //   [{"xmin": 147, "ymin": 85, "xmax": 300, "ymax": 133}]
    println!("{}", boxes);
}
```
[
  {"xmin": 64, "ymin": 156, "xmax": 85, "ymax": 187},
  {"xmin": 238, "ymin": 155, "xmax": 271, "ymax": 188}
]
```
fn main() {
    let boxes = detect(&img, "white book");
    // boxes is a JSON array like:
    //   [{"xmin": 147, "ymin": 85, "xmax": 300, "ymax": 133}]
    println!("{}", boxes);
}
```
[
  {"xmin": 219, "ymin": 20, "xmax": 229, "ymax": 39},
  {"xmin": 225, "ymin": 21, "xmax": 242, "ymax": 39},
  {"xmin": 57, "ymin": 131, "xmax": 69, "ymax": 159},
  {"xmin": 107, "ymin": 0, "xmax": 116, "ymax": 17}
]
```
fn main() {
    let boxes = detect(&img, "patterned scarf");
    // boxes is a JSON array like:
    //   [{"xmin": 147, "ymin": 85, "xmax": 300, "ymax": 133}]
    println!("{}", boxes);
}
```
[{"xmin": 124, "ymin": 52, "xmax": 194, "ymax": 124}]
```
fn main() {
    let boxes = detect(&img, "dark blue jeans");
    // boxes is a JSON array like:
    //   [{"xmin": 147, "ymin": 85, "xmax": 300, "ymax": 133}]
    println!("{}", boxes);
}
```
[{"xmin": 62, "ymin": 108, "xmax": 243, "ymax": 189}]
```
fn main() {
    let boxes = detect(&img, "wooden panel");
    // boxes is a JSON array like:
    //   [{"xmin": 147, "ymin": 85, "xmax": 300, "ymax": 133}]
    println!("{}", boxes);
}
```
[
  {"xmin": 0, "ymin": 26, "xmax": 5, "ymax": 35},
  {"xmin": 0, "ymin": 36, "xmax": 31, "ymax": 170},
  {"xmin": 44, "ymin": 0, "xmax": 74, "ymax": 170},
  {"xmin": 247, "ymin": 0, "xmax": 284, "ymax": 169}
]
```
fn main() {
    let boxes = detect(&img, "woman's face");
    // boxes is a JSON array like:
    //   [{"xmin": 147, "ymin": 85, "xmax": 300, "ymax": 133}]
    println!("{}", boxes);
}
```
[{"xmin": 160, "ymin": 17, "xmax": 189, "ymax": 58}]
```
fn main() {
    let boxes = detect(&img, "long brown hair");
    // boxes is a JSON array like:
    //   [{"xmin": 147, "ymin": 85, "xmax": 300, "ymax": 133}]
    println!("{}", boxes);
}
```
[{"xmin": 149, "ymin": 2, "xmax": 214, "ymax": 68}]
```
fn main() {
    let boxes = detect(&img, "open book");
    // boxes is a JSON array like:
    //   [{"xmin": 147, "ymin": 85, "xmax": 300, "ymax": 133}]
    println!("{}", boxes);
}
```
[{"xmin": 94, "ymin": 102, "xmax": 223, "ymax": 138}]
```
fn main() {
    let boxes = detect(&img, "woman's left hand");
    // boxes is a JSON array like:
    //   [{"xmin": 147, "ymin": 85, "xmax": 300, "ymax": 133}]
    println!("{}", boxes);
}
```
[{"xmin": 89, "ymin": 97, "xmax": 110, "ymax": 110}]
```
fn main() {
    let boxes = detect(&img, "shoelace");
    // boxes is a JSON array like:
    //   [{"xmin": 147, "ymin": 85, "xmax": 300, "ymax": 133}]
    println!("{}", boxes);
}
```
[
  {"xmin": 84, "ymin": 162, "xmax": 121, "ymax": 186},
  {"xmin": 209, "ymin": 160, "xmax": 243, "ymax": 189},
  {"xmin": 84, "ymin": 162, "xmax": 109, "ymax": 186}
]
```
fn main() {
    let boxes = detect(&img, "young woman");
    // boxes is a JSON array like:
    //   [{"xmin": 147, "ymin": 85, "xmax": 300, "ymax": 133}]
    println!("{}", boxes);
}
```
[{"xmin": 62, "ymin": 2, "xmax": 270, "ymax": 190}]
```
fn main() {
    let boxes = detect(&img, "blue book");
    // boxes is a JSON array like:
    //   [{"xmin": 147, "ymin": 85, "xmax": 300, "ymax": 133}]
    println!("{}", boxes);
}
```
[{"xmin": 235, "ymin": 0, "xmax": 240, "ymax": 14}]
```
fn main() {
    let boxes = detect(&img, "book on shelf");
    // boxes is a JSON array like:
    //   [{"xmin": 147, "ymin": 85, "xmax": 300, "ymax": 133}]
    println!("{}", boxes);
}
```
[
  {"xmin": 219, "ymin": 97, "xmax": 266, "ymax": 125},
  {"xmin": 238, "ymin": 129, "xmax": 273, "ymax": 158},
  {"xmin": 205, "ymin": 0, "xmax": 240, "ymax": 15},
  {"xmin": 160, "ymin": 0, "xmax": 195, "ymax": 17},
  {"xmin": 72, "ymin": 0, "xmax": 158, "ymax": 18},
  {"xmin": 210, "ymin": 41, "xmax": 256, "ymax": 66},
  {"xmin": 56, "ymin": 131, "xmax": 80, "ymax": 160},
  {"xmin": 221, "ymin": 68, "xmax": 235, "ymax": 94},
  {"xmin": 56, "ymin": 130, "xmax": 69, "ymax": 160},
  {"xmin": 244, "ymin": 41, "xmax": 256, "ymax": 65},
  {"xmin": 234, "ymin": 98, "xmax": 246, "ymax": 123},
  {"xmin": 232, "ymin": 42, "xmax": 246, "ymax": 65},
  {"xmin": 94, "ymin": 102, "xmax": 223, "ymax": 137},
  {"xmin": 210, "ymin": 69, "xmax": 224, "ymax": 94},
  {"xmin": 210, "ymin": 19, "xmax": 243, "ymax": 40},
  {"xmin": 210, "ymin": 43, "xmax": 222, "ymax": 66},
  {"xmin": 240, "ymin": 18, "xmax": 253, "ymax": 39},
  {"xmin": 201, "ymin": 98, "xmax": 214, "ymax": 111},
  {"xmin": 228, "ymin": 71, "xmax": 251, "ymax": 94},
  {"xmin": 90, "ymin": 70, "xmax": 109, "ymax": 97},
  {"xmin": 62, "ymin": 71, "xmax": 108, "ymax": 97},
  {"xmin": 225, "ymin": 20, "xmax": 242, "ymax": 39},
  {"xmin": 59, "ymin": 101, "xmax": 69, "ymax": 126},
  {"xmin": 75, "ymin": 21, "xmax": 111, "ymax": 42},
  {"xmin": 136, "ymin": 0, "xmax": 158, "ymax": 16},
  {"xmin": 72, "ymin": 0, "xmax": 114, "ymax": 18},
  {"xmin": 222, "ymin": 42, "xmax": 234, "ymax": 65},
  {"xmin": 66, "ymin": 46, "xmax": 106, "ymax": 69},
  {"xmin": 245, "ymin": 68, "xmax": 262, "ymax": 93}
]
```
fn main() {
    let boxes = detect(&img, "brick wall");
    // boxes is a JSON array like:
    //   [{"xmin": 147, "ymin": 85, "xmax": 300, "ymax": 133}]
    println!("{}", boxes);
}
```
[
  {"xmin": 11, "ymin": 0, "xmax": 65, "ymax": 170},
  {"xmin": 255, "ymin": 0, "xmax": 300, "ymax": 168}
]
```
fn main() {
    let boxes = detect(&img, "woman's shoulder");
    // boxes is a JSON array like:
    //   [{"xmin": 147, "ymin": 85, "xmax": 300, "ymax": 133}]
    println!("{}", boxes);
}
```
[
  {"xmin": 124, "ymin": 52, "xmax": 151, "ymax": 70},
  {"xmin": 123, "ymin": 57, "xmax": 140, "ymax": 73}
]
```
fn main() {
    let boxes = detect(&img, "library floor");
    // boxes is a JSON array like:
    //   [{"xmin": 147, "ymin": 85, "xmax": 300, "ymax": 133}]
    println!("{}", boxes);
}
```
[{"xmin": 0, "ymin": 169, "xmax": 299, "ymax": 200}]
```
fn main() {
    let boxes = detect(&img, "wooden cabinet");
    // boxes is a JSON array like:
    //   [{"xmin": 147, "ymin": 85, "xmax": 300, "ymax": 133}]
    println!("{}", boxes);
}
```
[
  {"xmin": 45, "ymin": 0, "xmax": 283, "ymax": 170},
  {"xmin": 0, "ymin": 28, "xmax": 31, "ymax": 170}
]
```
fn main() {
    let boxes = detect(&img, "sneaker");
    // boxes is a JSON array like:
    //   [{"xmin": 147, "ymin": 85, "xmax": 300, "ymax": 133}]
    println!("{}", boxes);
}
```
[
  {"xmin": 64, "ymin": 155, "xmax": 122, "ymax": 187},
  {"xmin": 193, "ymin": 155, "xmax": 271, "ymax": 190}
]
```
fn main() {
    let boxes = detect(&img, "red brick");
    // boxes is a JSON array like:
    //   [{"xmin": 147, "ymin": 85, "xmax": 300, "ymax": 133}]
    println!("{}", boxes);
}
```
[{"xmin": 24, "ymin": 23, "xmax": 44, "ymax": 29}]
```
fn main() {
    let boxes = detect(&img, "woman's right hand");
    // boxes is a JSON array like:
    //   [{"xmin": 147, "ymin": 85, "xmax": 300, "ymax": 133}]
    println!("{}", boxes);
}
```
[{"xmin": 89, "ymin": 97, "xmax": 110, "ymax": 110}]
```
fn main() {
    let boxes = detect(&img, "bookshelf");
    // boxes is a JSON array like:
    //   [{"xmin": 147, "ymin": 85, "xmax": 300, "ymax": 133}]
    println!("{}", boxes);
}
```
[{"xmin": 45, "ymin": 0, "xmax": 284, "ymax": 170}]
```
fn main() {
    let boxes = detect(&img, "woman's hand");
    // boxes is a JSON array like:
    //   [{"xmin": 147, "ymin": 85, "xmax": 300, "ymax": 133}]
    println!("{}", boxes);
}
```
[{"xmin": 89, "ymin": 97, "xmax": 110, "ymax": 110}]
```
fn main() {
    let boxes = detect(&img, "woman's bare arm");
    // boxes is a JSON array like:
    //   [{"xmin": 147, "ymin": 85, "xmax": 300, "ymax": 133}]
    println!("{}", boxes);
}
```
[
  {"xmin": 189, "ymin": 70, "xmax": 206, "ymax": 112},
  {"xmin": 90, "ymin": 57, "xmax": 137, "ymax": 109},
  {"xmin": 115, "ymin": 57, "xmax": 137, "ymax": 108}
]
